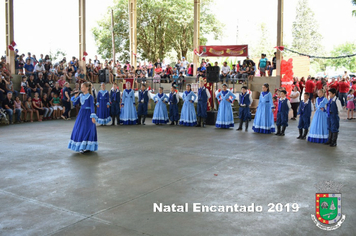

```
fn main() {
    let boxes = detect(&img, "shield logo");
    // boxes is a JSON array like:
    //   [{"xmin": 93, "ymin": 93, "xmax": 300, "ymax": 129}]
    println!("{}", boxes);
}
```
[{"xmin": 315, "ymin": 193, "xmax": 342, "ymax": 225}]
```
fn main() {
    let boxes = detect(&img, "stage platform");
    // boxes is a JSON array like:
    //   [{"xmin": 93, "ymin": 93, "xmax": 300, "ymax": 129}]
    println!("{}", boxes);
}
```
[{"xmin": 0, "ymin": 111, "xmax": 355, "ymax": 235}]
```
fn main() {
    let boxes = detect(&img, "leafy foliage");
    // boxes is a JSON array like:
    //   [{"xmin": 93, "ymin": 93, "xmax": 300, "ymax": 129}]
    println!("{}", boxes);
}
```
[
  {"xmin": 92, "ymin": 0, "xmax": 222, "ymax": 62},
  {"xmin": 327, "ymin": 42, "xmax": 356, "ymax": 72}
]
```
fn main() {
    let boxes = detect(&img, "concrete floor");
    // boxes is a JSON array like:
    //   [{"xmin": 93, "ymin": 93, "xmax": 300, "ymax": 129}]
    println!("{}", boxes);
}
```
[{"xmin": 0, "ymin": 111, "xmax": 355, "ymax": 236}]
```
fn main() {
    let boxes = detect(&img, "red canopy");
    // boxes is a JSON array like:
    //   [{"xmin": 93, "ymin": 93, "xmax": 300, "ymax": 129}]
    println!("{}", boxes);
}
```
[{"xmin": 198, "ymin": 45, "xmax": 248, "ymax": 57}]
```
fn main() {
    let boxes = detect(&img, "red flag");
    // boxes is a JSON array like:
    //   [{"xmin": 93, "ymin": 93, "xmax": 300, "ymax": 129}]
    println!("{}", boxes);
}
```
[
  {"xmin": 8, "ymin": 45, "xmax": 14, "ymax": 51},
  {"xmin": 82, "ymin": 57, "xmax": 86, "ymax": 61},
  {"xmin": 83, "ymin": 51, "xmax": 88, "ymax": 56},
  {"xmin": 11, "ymin": 41, "xmax": 16, "ymax": 47}
]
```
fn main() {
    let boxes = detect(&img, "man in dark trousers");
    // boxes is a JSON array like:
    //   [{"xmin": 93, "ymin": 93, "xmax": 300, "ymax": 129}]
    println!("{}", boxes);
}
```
[
  {"xmin": 110, "ymin": 83, "xmax": 121, "ymax": 126},
  {"xmin": 196, "ymin": 79, "xmax": 211, "ymax": 127},
  {"xmin": 137, "ymin": 84, "xmax": 149, "ymax": 125},
  {"xmin": 325, "ymin": 88, "xmax": 342, "ymax": 147}
]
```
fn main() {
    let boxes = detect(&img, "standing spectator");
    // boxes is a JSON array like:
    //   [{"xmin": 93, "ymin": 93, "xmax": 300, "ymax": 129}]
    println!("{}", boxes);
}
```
[
  {"xmin": 181, "ymin": 57, "xmax": 189, "ymax": 74},
  {"xmin": 346, "ymin": 89, "xmax": 354, "ymax": 120},
  {"xmin": 338, "ymin": 78, "xmax": 350, "ymax": 108},
  {"xmin": 299, "ymin": 77, "xmax": 306, "ymax": 100},
  {"xmin": 147, "ymin": 61, "xmax": 153, "ymax": 77},
  {"xmin": 2, "ymin": 92, "xmax": 21, "ymax": 124},
  {"xmin": 219, "ymin": 62, "xmax": 230, "ymax": 83},
  {"xmin": 18, "ymin": 55, "xmax": 25, "ymax": 75},
  {"xmin": 272, "ymin": 52, "xmax": 277, "ymax": 73},
  {"xmin": 187, "ymin": 64, "xmax": 194, "ymax": 76},
  {"xmin": 267, "ymin": 61, "xmax": 273, "ymax": 77},
  {"xmin": 197, "ymin": 63, "xmax": 206, "ymax": 80},
  {"xmin": 258, "ymin": 54, "xmax": 268, "ymax": 77},
  {"xmin": 305, "ymin": 77, "xmax": 316, "ymax": 103},
  {"xmin": 290, "ymin": 86, "xmax": 300, "ymax": 120},
  {"xmin": 61, "ymin": 82, "xmax": 72, "ymax": 120},
  {"xmin": 94, "ymin": 55, "xmax": 100, "ymax": 67}
]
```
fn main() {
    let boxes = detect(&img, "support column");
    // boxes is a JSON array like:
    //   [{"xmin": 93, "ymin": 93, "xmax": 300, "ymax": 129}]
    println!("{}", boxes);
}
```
[
  {"xmin": 79, "ymin": 0, "xmax": 86, "ymax": 74},
  {"xmin": 111, "ymin": 9, "xmax": 115, "ymax": 62},
  {"xmin": 193, "ymin": 0, "xmax": 200, "ymax": 76},
  {"xmin": 276, "ymin": 0, "xmax": 284, "ymax": 84},
  {"xmin": 5, "ymin": 0, "xmax": 15, "ymax": 74},
  {"xmin": 129, "ymin": 0, "xmax": 137, "ymax": 68}
]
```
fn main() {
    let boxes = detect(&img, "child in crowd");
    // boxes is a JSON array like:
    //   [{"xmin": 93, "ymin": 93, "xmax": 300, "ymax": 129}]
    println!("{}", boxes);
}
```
[
  {"xmin": 152, "ymin": 87, "xmax": 169, "ymax": 125},
  {"xmin": 172, "ymin": 72, "xmax": 179, "ymax": 84},
  {"xmin": 307, "ymin": 89, "xmax": 329, "ymax": 143},
  {"xmin": 137, "ymin": 84, "xmax": 149, "ymax": 125},
  {"xmin": 297, "ymin": 92, "xmax": 312, "ymax": 140},
  {"xmin": 179, "ymin": 84, "xmax": 197, "ymax": 126},
  {"xmin": 275, "ymin": 90, "xmax": 291, "ymax": 136},
  {"xmin": 346, "ymin": 89, "xmax": 354, "ymax": 120},
  {"xmin": 178, "ymin": 72, "xmax": 185, "ymax": 91},
  {"xmin": 273, "ymin": 96, "xmax": 278, "ymax": 122},
  {"xmin": 110, "ymin": 83, "xmax": 121, "ymax": 126},
  {"xmin": 42, "ymin": 93, "xmax": 53, "ymax": 120},
  {"xmin": 325, "ymin": 88, "xmax": 342, "ymax": 147},
  {"xmin": 14, "ymin": 97, "xmax": 23, "ymax": 123},
  {"xmin": 236, "ymin": 86, "xmax": 252, "ymax": 131},
  {"xmin": 51, "ymin": 93, "xmax": 63, "ymax": 119},
  {"xmin": 24, "ymin": 97, "xmax": 38, "ymax": 122},
  {"xmin": 96, "ymin": 83, "xmax": 111, "ymax": 126},
  {"xmin": 215, "ymin": 84, "xmax": 236, "ymax": 129},
  {"xmin": 169, "ymin": 85, "xmax": 179, "ymax": 125},
  {"xmin": 20, "ymin": 76, "xmax": 28, "ymax": 101}
]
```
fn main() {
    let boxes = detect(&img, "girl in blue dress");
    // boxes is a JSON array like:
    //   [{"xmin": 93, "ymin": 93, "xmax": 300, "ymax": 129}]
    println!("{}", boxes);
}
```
[
  {"xmin": 120, "ymin": 82, "xmax": 138, "ymax": 125},
  {"xmin": 215, "ymin": 84, "xmax": 236, "ymax": 129},
  {"xmin": 152, "ymin": 87, "xmax": 169, "ymax": 125},
  {"xmin": 179, "ymin": 84, "xmax": 197, "ymax": 126},
  {"xmin": 68, "ymin": 82, "xmax": 98, "ymax": 153},
  {"xmin": 252, "ymin": 83, "xmax": 276, "ymax": 134},
  {"xmin": 96, "ymin": 83, "xmax": 111, "ymax": 126},
  {"xmin": 307, "ymin": 89, "xmax": 329, "ymax": 143}
]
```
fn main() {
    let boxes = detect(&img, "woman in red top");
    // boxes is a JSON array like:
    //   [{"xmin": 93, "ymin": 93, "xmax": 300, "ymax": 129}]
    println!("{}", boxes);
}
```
[{"xmin": 32, "ymin": 92, "xmax": 44, "ymax": 121}]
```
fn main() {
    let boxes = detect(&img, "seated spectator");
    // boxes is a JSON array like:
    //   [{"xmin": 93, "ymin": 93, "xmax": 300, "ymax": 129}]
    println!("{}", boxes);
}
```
[
  {"xmin": 65, "ymin": 62, "xmax": 75, "ymax": 83},
  {"xmin": 2, "ymin": 92, "xmax": 20, "ymax": 125},
  {"xmin": 52, "ymin": 82, "xmax": 62, "ymax": 97},
  {"xmin": 47, "ymin": 73, "xmax": 55, "ymax": 96},
  {"xmin": 86, "ymin": 59, "xmax": 94, "ymax": 82},
  {"xmin": 14, "ymin": 96, "xmax": 26, "ymax": 122},
  {"xmin": 230, "ymin": 65, "xmax": 238, "ymax": 83},
  {"xmin": 172, "ymin": 72, "xmax": 179, "ymax": 84},
  {"xmin": 179, "ymin": 63, "xmax": 186, "ymax": 75},
  {"xmin": 26, "ymin": 74, "xmax": 40, "ymax": 98},
  {"xmin": 18, "ymin": 55, "xmax": 25, "ymax": 75},
  {"xmin": 57, "ymin": 75, "xmax": 66, "ymax": 88},
  {"xmin": 57, "ymin": 61, "xmax": 65, "ymax": 75},
  {"xmin": 116, "ymin": 65, "xmax": 125, "ymax": 79},
  {"xmin": 24, "ymin": 97, "xmax": 37, "ymax": 122},
  {"xmin": 32, "ymin": 92, "xmax": 44, "ymax": 121},
  {"xmin": 50, "ymin": 93, "xmax": 63, "ymax": 119},
  {"xmin": 163, "ymin": 64, "xmax": 173, "ymax": 82},
  {"xmin": 197, "ymin": 63, "xmax": 206, "ymax": 80},
  {"xmin": 181, "ymin": 57, "xmax": 189, "ymax": 74},
  {"xmin": 42, "ymin": 93, "xmax": 53, "ymax": 120},
  {"xmin": 177, "ymin": 72, "xmax": 185, "ymax": 91},
  {"xmin": 219, "ymin": 62, "xmax": 231, "ymax": 83},
  {"xmin": 147, "ymin": 61, "xmax": 153, "ymax": 77},
  {"xmin": 75, "ymin": 69, "xmax": 86, "ymax": 85},
  {"xmin": 153, "ymin": 64, "xmax": 163, "ymax": 83},
  {"xmin": 24, "ymin": 59, "xmax": 35, "ymax": 77},
  {"xmin": 5, "ymin": 77, "xmax": 18, "ymax": 98},
  {"xmin": 36, "ymin": 72, "xmax": 51, "ymax": 97},
  {"xmin": 34, "ymin": 59, "xmax": 46, "ymax": 80}
]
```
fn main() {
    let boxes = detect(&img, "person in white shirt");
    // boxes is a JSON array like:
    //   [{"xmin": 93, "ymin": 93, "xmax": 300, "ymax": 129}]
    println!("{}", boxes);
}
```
[
  {"xmin": 290, "ymin": 86, "xmax": 300, "ymax": 120},
  {"xmin": 219, "ymin": 62, "xmax": 231, "ymax": 83},
  {"xmin": 34, "ymin": 59, "xmax": 45, "ymax": 80},
  {"xmin": 181, "ymin": 57, "xmax": 189, "ymax": 74}
]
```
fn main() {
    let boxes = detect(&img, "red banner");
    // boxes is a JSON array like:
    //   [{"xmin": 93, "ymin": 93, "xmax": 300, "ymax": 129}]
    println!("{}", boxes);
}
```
[{"xmin": 198, "ymin": 45, "xmax": 248, "ymax": 57}]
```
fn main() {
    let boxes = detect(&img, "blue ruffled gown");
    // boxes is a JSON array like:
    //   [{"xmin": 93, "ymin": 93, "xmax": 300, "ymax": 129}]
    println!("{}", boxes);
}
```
[
  {"xmin": 120, "ymin": 89, "xmax": 138, "ymax": 125},
  {"xmin": 308, "ymin": 96, "xmax": 328, "ymax": 143},
  {"xmin": 68, "ymin": 93, "xmax": 98, "ymax": 152},
  {"xmin": 216, "ymin": 90, "xmax": 236, "ymax": 128},
  {"xmin": 252, "ymin": 91, "xmax": 275, "ymax": 133},
  {"xmin": 179, "ymin": 90, "xmax": 197, "ymax": 126},
  {"xmin": 152, "ymin": 93, "xmax": 169, "ymax": 124},
  {"xmin": 96, "ymin": 90, "xmax": 111, "ymax": 125}
]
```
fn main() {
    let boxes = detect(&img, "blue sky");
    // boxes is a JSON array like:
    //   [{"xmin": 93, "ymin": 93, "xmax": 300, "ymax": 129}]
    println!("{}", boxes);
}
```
[{"xmin": 1, "ymin": 0, "xmax": 355, "ymax": 61}]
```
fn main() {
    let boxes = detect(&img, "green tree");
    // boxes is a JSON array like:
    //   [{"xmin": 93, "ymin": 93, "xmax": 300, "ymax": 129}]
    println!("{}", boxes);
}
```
[
  {"xmin": 327, "ymin": 42, "xmax": 356, "ymax": 72},
  {"xmin": 292, "ymin": 0, "xmax": 323, "ymax": 56},
  {"xmin": 252, "ymin": 22, "xmax": 274, "ymax": 59},
  {"xmin": 352, "ymin": 0, "xmax": 356, "ymax": 16},
  {"xmin": 92, "ymin": 0, "xmax": 222, "ymax": 62}
]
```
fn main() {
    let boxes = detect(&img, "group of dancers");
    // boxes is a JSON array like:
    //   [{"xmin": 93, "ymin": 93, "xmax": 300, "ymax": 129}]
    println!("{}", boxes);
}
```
[{"xmin": 67, "ymin": 81, "xmax": 341, "ymax": 153}]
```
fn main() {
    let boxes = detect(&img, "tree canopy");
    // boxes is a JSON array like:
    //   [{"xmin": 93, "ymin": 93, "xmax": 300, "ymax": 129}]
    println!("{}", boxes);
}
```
[
  {"xmin": 327, "ymin": 42, "xmax": 356, "ymax": 72},
  {"xmin": 352, "ymin": 0, "xmax": 356, "ymax": 17},
  {"xmin": 92, "ymin": 0, "xmax": 222, "ymax": 62}
]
